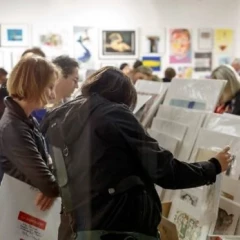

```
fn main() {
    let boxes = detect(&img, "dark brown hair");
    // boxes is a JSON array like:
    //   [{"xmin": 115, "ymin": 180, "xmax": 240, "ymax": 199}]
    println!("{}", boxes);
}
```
[
  {"xmin": 81, "ymin": 67, "xmax": 137, "ymax": 110},
  {"xmin": 21, "ymin": 47, "xmax": 46, "ymax": 58},
  {"xmin": 165, "ymin": 67, "xmax": 176, "ymax": 79},
  {"xmin": 0, "ymin": 68, "xmax": 8, "ymax": 76},
  {"xmin": 53, "ymin": 55, "xmax": 79, "ymax": 78}
]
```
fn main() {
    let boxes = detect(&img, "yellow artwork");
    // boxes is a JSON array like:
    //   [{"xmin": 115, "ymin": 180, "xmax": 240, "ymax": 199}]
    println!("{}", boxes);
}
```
[{"xmin": 214, "ymin": 29, "xmax": 234, "ymax": 54}]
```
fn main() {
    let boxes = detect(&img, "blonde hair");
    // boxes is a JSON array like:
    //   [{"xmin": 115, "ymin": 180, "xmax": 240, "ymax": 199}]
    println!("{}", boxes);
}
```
[
  {"xmin": 211, "ymin": 65, "xmax": 240, "ymax": 100},
  {"xmin": 7, "ymin": 55, "xmax": 59, "ymax": 105}
]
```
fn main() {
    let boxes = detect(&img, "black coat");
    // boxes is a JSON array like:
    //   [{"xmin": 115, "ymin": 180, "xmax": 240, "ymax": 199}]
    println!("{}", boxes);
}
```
[
  {"xmin": 42, "ymin": 94, "xmax": 221, "ymax": 237},
  {"xmin": 0, "ymin": 82, "xmax": 8, "ymax": 118},
  {"xmin": 0, "ymin": 97, "xmax": 59, "ymax": 197}
]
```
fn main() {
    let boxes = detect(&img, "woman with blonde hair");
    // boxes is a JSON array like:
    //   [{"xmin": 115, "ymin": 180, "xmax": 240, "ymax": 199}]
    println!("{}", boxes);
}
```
[
  {"xmin": 0, "ymin": 55, "xmax": 59, "ymax": 210},
  {"xmin": 211, "ymin": 65, "xmax": 240, "ymax": 115}
]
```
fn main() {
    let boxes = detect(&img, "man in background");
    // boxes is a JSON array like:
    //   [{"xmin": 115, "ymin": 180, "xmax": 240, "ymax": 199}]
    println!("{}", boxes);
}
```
[{"xmin": 120, "ymin": 63, "xmax": 131, "ymax": 75}]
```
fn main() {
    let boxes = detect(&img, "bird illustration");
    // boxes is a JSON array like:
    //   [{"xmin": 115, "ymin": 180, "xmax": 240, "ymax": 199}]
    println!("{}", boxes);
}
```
[{"xmin": 76, "ymin": 31, "xmax": 91, "ymax": 63}]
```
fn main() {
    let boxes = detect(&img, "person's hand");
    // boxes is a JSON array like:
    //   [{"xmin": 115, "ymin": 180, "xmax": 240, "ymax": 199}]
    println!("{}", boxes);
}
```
[
  {"xmin": 215, "ymin": 146, "xmax": 232, "ymax": 172},
  {"xmin": 35, "ymin": 192, "xmax": 55, "ymax": 211}
]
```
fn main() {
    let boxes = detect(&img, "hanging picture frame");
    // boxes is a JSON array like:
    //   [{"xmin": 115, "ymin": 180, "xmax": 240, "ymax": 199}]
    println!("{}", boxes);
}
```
[
  {"xmin": 198, "ymin": 29, "xmax": 213, "ymax": 51},
  {"xmin": 169, "ymin": 28, "xmax": 192, "ymax": 64},
  {"xmin": 0, "ymin": 24, "xmax": 30, "ymax": 47},
  {"xmin": 99, "ymin": 29, "xmax": 138, "ymax": 59},
  {"xmin": 141, "ymin": 29, "xmax": 165, "ymax": 55}
]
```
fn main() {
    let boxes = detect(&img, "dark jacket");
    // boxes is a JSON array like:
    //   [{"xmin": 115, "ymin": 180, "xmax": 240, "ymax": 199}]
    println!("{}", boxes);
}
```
[
  {"xmin": 41, "ymin": 94, "xmax": 221, "ymax": 237},
  {"xmin": 0, "ymin": 82, "xmax": 8, "ymax": 118},
  {"xmin": 0, "ymin": 97, "xmax": 59, "ymax": 197}
]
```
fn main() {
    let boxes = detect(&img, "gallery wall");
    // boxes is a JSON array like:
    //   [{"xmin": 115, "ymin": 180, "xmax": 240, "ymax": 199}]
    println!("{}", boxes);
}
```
[{"xmin": 0, "ymin": 0, "xmax": 239, "ymax": 76}]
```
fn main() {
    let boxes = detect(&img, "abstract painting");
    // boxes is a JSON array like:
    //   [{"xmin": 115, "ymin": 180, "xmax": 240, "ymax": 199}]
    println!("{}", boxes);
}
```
[
  {"xmin": 100, "ymin": 29, "xmax": 138, "ymax": 59},
  {"xmin": 142, "ymin": 56, "xmax": 161, "ymax": 71},
  {"xmin": 169, "ymin": 29, "xmax": 192, "ymax": 64},
  {"xmin": 0, "ymin": 24, "xmax": 29, "ymax": 47}
]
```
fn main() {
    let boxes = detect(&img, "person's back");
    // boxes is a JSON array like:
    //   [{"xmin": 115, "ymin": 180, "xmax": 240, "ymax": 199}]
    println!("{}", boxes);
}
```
[{"xmin": 42, "ymin": 67, "xmax": 231, "ymax": 240}]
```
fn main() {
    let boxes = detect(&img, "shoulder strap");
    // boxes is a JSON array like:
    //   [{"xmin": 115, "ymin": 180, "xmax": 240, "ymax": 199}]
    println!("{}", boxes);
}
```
[{"xmin": 47, "ymin": 119, "xmax": 73, "ymax": 212}]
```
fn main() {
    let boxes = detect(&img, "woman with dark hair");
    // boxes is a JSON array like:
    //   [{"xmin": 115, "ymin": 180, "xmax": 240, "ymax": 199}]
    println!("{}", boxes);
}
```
[{"xmin": 42, "ymin": 67, "xmax": 231, "ymax": 240}]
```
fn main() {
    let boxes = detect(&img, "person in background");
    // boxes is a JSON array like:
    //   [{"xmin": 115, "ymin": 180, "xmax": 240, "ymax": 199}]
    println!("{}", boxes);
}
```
[
  {"xmin": 128, "ymin": 66, "xmax": 153, "ymax": 84},
  {"xmin": 163, "ymin": 67, "xmax": 176, "ymax": 82},
  {"xmin": 32, "ymin": 55, "xmax": 79, "ymax": 123},
  {"xmin": 0, "ymin": 68, "xmax": 8, "ymax": 118},
  {"xmin": 133, "ymin": 59, "xmax": 143, "ymax": 69},
  {"xmin": 120, "ymin": 63, "xmax": 131, "ymax": 75},
  {"xmin": 42, "ymin": 67, "xmax": 232, "ymax": 240},
  {"xmin": 231, "ymin": 58, "xmax": 240, "ymax": 75},
  {"xmin": 211, "ymin": 65, "xmax": 240, "ymax": 115},
  {"xmin": 21, "ymin": 47, "xmax": 46, "ymax": 58},
  {"xmin": 52, "ymin": 55, "xmax": 79, "ymax": 105},
  {"xmin": 0, "ymin": 55, "xmax": 59, "ymax": 209}
]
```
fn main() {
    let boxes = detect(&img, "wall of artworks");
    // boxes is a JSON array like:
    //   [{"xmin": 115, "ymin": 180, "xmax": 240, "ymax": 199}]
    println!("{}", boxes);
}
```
[{"xmin": 0, "ymin": 0, "xmax": 239, "ymax": 77}]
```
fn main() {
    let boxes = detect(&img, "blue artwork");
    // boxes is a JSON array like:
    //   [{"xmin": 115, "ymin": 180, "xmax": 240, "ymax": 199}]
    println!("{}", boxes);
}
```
[
  {"xmin": 77, "ymin": 35, "xmax": 91, "ymax": 63},
  {"xmin": 170, "ymin": 99, "xmax": 206, "ymax": 110},
  {"xmin": 7, "ymin": 29, "xmax": 23, "ymax": 41},
  {"xmin": 142, "ymin": 56, "xmax": 161, "ymax": 71}
]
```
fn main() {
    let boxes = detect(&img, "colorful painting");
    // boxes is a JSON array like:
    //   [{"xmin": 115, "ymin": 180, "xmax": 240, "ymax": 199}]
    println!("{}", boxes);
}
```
[
  {"xmin": 100, "ymin": 30, "xmax": 137, "ymax": 59},
  {"xmin": 177, "ymin": 67, "xmax": 193, "ymax": 78},
  {"xmin": 198, "ymin": 29, "xmax": 213, "ymax": 50},
  {"xmin": 142, "ymin": 56, "xmax": 161, "ymax": 71},
  {"xmin": 174, "ymin": 211, "xmax": 202, "ymax": 240},
  {"xmin": 195, "ymin": 52, "xmax": 212, "ymax": 72},
  {"xmin": 170, "ymin": 29, "xmax": 192, "ymax": 64},
  {"xmin": 0, "ymin": 24, "xmax": 29, "ymax": 47},
  {"xmin": 214, "ymin": 29, "xmax": 234, "ymax": 54},
  {"xmin": 40, "ymin": 33, "xmax": 62, "ymax": 47}
]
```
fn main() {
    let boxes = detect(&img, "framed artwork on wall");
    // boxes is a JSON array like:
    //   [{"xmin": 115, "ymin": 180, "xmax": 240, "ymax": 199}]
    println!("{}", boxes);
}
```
[
  {"xmin": 141, "ymin": 29, "xmax": 165, "ymax": 55},
  {"xmin": 214, "ymin": 29, "xmax": 234, "ymax": 55},
  {"xmin": 0, "ymin": 24, "xmax": 30, "ymax": 47},
  {"xmin": 198, "ymin": 29, "xmax": 213, "ymax": 51},
  {"xmin": 169, "ymin": 28, "xmax": 192, "ymax": 64},
  {"xmin": 99, "ymin": 29, "xmax": 138, "ymax": 59}
]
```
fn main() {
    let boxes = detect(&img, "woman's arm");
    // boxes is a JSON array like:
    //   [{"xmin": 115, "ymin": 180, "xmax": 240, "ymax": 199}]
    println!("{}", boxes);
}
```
[
  {"xmin": 109, "ymin": 106, "xmax": 228, "ymax": 190},
  {"xmin": 1, "ymin": 124, "xmax": 59, "ymax": 197}
]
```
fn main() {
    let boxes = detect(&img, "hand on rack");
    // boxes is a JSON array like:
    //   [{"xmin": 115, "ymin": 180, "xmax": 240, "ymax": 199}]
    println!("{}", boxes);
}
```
[
  {"xmin": 35, "ymin": 192, "xmax": 55, "ymax": 211},
  {"xmin": 215, "ymin": 146, "xmax": 232, "ymax": 172}
]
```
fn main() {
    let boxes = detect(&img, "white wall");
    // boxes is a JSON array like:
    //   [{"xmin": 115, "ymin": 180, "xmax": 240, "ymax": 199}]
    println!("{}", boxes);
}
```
[{"xmin": 0, "ymin": 0, "xmax": 239, "ymax": 74}]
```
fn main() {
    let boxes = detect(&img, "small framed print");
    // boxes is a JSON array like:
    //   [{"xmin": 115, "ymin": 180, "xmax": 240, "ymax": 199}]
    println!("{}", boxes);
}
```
[
  {"xmin": 198, "ymin": 29, "xmax": 213, "ymax": 51},
  {"xmin": 99, "ymin": 29, "xmax": 138, "ymax": 59},
  {"xmin": 0, "ymin": 24, "xmax": 30, "ymax": 47}
]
